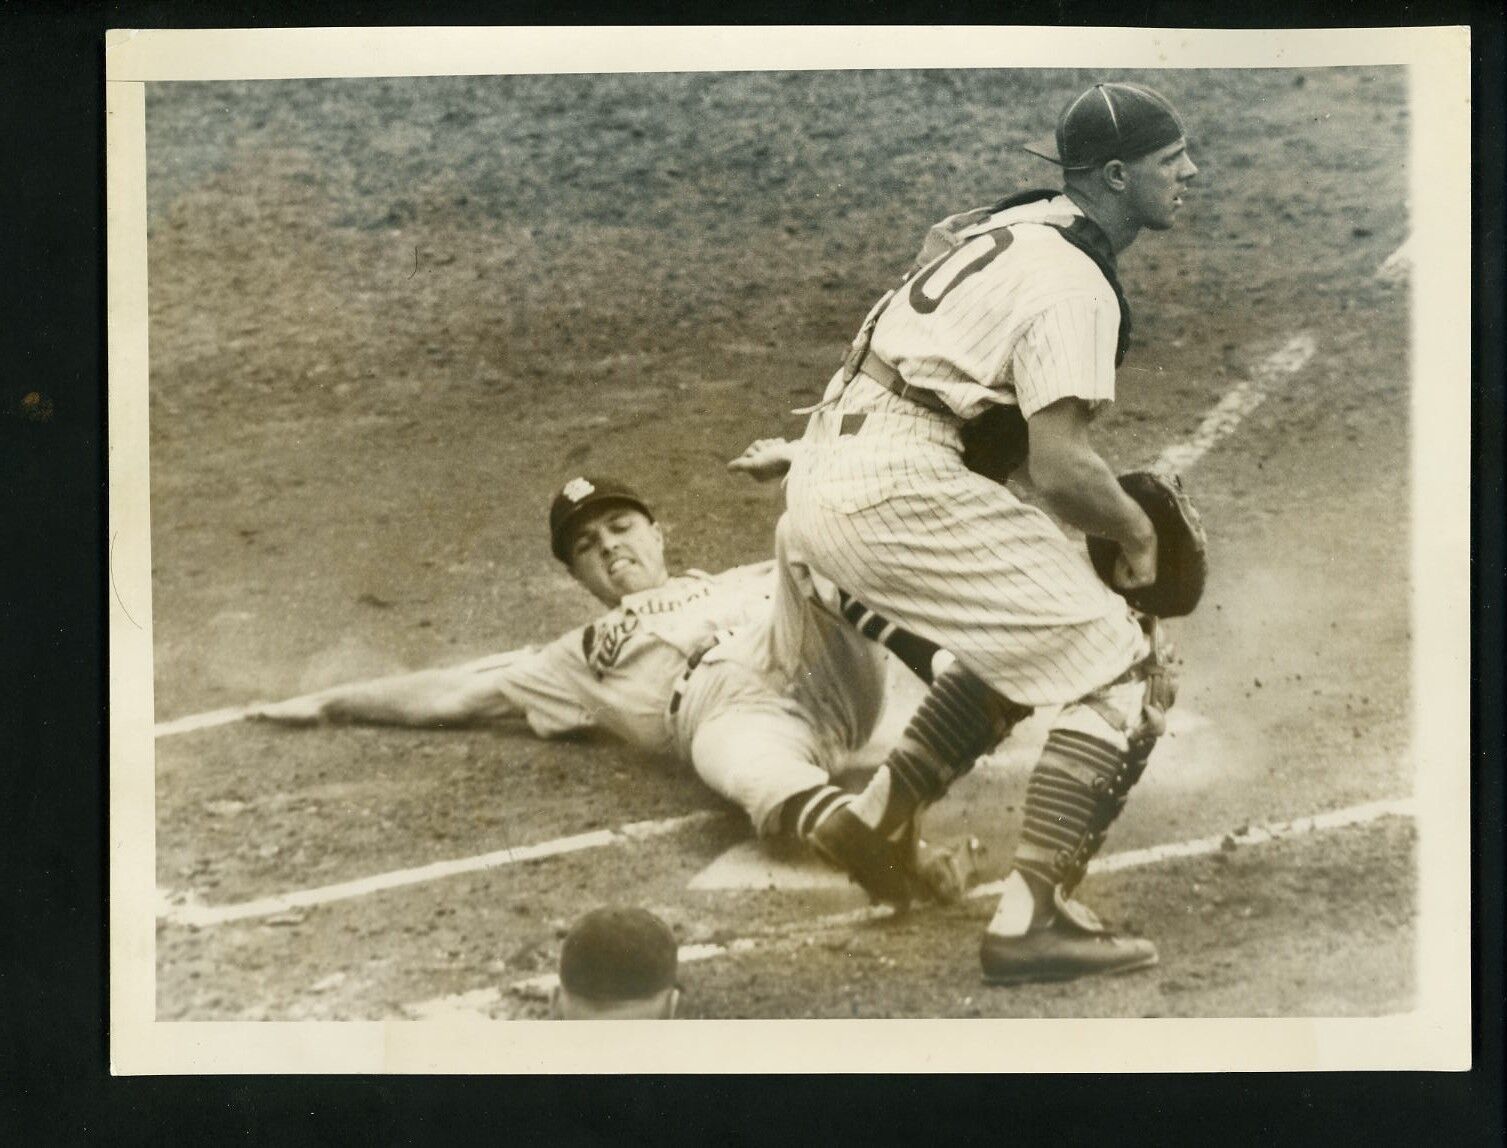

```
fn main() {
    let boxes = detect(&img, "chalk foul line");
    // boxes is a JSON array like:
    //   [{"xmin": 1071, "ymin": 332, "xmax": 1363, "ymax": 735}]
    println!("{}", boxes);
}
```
[
  {"xmin": 157, "ymin": 810, "xmax": 727, "ymax": 929},
  {"xmin": 399, "ymin": 794, "xmax": 1415, "ymax": 1016},
  {"xmin": 1154, "ymin": 332, "xmax": 1316, "ymax": 476},
  {"xmin": 1375, "ymin": 237, "xmax": 1412, "ymax": 284},
  {"xmin": 155, "ymin": 706, "xmax": 254, "ymax": 738}
]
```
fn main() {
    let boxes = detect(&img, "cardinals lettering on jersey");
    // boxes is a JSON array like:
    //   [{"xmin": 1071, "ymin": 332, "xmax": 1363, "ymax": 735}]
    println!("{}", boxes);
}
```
[{"xmin": 582, "ymin": 611, "xmax": 641, "ymax": 677}]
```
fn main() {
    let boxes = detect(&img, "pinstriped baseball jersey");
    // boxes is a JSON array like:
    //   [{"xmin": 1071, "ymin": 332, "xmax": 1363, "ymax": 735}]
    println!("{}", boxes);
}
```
[
  {"xmin": 781, "ymin": 193, "xmax": 1146, "ymax": 708},
  {"xmin": 869, "ymin": 194, "xmax": 1121, "ymax": 421}
]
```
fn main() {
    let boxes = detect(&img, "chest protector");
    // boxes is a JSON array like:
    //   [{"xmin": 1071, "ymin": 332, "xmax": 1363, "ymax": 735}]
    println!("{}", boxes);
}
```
[{"xmin": 926, "ymin": 190, "xmax": 1132, "ymax": 485}]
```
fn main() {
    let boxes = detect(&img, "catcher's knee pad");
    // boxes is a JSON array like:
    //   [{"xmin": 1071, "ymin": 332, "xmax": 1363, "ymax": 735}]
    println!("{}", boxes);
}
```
[
  {"xmin": 887, "ymin": 664, "xmax": 1031, "ymax": 806},
  {"xmin": 1056, "ymin": 623, "xmax": 1177, "ymax": 770},
  {"xmin": 1017, "ymin": 623, "xmax": 1181, "ymax": 889},
  {"xmin": 1015, "ymin": 725, "xmax": 1150, "ymax": 894},
  {"xmin": 1054, "ymin": 676, "xmax": 1146, "ymax": 751}
]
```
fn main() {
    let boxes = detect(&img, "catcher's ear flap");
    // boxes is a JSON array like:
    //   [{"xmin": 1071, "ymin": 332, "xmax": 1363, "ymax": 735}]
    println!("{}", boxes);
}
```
[{"xmin": 1087, "ymin": 471, "xmax": 1208, "ymax": 618}]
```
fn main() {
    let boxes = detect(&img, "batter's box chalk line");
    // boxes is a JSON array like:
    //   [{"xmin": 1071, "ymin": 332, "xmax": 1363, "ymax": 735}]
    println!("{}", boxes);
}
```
[
  {"xmin": 398, "ymin": 795, "xmax": 1414, "ymax": 1018},
  {"xmin": 155, "ymin": 705, "xmax": 254, "ymax": 738}
]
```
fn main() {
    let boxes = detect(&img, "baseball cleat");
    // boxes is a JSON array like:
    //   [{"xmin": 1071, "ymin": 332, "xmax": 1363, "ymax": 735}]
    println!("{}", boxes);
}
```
[
  {"xmin": 808, "ymin": 804, "xmax": 917, "ymax": 909},
  {"xmin": 979, "ymin": 889, "xmax": 1158, "ymax": 985}
]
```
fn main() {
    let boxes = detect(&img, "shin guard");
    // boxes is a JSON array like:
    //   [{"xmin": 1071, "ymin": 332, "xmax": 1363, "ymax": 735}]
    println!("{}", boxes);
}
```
[
  {"xmin": 861, "ymin": 665, "xmax": 1031, "ymax": 836},
  {"xmin": 1013, "ymin": 727, "xmax": 1152, "ymax": 895}
]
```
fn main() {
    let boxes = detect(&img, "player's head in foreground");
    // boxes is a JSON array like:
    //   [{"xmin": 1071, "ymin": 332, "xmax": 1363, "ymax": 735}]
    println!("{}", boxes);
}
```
[
  {"xmin": 1025, "ymin": 81, "xmax": 1198, "ymax": 249},
  {"xmin": 550, "ymin": 906, "xmax": 681, "ymax": 1020},
  {"xmin": 550, "ymin": 476, "xmax": 669, "ymax": 607}
]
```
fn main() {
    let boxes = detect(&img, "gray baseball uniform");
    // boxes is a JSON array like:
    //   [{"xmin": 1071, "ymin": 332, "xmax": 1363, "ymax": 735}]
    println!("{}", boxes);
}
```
[{"xmin": 457, "ymin": 559, "xmax": 888, "ymax": 835}]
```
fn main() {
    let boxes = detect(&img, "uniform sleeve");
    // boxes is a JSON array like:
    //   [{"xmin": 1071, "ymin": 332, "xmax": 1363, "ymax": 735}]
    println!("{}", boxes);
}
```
[
  {"xmin": 1008, "ymin": 287, "xmax": 1120, "ymax": 417},
  {"xmin": 456, "ymin": 633, "xmax": 596, "ymax": 739}
]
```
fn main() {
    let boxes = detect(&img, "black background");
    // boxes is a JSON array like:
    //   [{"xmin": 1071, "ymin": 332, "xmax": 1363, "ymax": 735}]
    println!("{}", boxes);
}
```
[{"xmin": 0, "ymin": 0, "xmax": 1500, "ymax": 1141}]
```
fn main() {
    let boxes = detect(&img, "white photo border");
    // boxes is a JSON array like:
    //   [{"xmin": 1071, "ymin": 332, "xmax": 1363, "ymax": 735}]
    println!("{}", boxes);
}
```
[{"xmin": 107, "ymin": 24, "xmax": 1473, "ymax": 1075}]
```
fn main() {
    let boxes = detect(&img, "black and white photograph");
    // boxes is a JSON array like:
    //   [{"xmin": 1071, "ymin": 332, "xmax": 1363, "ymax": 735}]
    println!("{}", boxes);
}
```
[{"xmin": 106, "ymin": 26, "xmax": 1472, "ymax": 1072}]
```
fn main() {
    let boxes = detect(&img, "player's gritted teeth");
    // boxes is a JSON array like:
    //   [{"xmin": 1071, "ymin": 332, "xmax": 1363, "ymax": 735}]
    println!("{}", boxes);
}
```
[{"xmin": 565, "ymin": 505, "xmax": 669, "ymax": 605}]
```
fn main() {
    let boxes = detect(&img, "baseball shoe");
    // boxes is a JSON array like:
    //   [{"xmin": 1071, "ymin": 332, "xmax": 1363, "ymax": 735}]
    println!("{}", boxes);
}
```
[
  {"xmin": 808, "ymin": 803, "xmax": 917, "ymax": 909},
  {"xmin": 979, "ymin": 887, "xmax": 1158, "ymax": 986}
]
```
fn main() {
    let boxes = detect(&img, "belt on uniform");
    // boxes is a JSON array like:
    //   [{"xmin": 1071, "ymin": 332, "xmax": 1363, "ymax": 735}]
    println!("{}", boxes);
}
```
[
  {"xmin": 856, "ymin": 353, "xmax": 951, "ymax": 415},
  {"xmin": 667, "ymin": 634, "xmax": 725, "ymax": 717},
  {"xmin": 837, "ymin": 354, "xmax": 951, "ymax": 436}
]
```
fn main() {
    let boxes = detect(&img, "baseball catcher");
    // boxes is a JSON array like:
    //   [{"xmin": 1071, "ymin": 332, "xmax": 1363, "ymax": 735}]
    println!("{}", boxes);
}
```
[{"xmin": 749, "ymin": 80, "xmax": 1205, "ymax": 984}]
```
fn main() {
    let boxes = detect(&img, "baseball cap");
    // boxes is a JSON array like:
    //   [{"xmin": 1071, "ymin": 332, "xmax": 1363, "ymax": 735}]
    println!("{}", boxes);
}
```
[
  {"xmin": 549, "ymin": 475, "xmax": 654, "ymax": 563},
  {"xmin": 557, "ymin": 906, "xmax": 679, "ymax": 1002},
  {"xmin": 1024, "ymin": 82, "xmax": 1186, "ymax": 171}
]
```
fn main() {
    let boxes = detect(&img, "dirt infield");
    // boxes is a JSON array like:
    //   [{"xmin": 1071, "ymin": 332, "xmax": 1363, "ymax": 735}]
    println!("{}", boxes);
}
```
[{"xmin": 146, "ymin": 66, "xmax": 1413, "ymax": 1020}]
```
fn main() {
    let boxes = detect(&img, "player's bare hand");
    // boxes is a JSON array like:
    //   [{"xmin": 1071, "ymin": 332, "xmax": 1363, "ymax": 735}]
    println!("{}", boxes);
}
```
[
  {"xmin": 245, "ymin": 696, "xmax": 326, "ymax": 726},
  {"xmin": 1114, "ymin": 532, "xmax": 1158, "ymax": 590},
  {"xmin": 727, "ymin": 437, "xmax": 796, "ymax": 482},
  {"xmin": 914, "ymin": 835, "xmax": 983, "ymax": 905}
]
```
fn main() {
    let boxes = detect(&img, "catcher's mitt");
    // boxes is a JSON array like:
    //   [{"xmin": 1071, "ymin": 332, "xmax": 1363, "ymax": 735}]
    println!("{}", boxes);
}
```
[{"xmin": 1087, "ymin": 470, "xmax": 1208, "ymax": 618}]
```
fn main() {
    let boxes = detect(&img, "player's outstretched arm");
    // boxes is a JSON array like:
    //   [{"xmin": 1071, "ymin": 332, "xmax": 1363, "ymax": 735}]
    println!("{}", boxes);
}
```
[
  {"xmin": 247, "ymin": 667, "xmax": 514, "ymax": 729},
  {"xmin": 1025, "ymin": 398, "xmax": 1158, "ymax": 589},
  {"xmin": 727, "ymin": 437, "xmax": 801, "ymax": 481}
]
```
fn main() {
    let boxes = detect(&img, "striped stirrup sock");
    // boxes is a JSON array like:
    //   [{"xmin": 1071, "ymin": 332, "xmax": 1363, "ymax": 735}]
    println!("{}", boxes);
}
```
[
  {"xmin": 837, "ymin": 590, "xmax": 943, "ymax": 684},
  {"xmin": 852, "ymin": 665, "xmax": 1030, "ymax": 838},
  {"xmin": 780, "ymin": 785, "xmax": 851, "ymax": 843}
]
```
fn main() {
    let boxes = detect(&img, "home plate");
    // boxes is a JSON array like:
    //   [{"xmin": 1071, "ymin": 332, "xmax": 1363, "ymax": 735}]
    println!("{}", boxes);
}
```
[
  {"xmin": 688, "ymin": 841, "xmax": 856, "ymax": 892},
  {"xmin": 689, "ymin": 705, "xmax": 1210, "ymax": 892}
]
